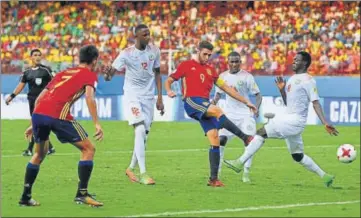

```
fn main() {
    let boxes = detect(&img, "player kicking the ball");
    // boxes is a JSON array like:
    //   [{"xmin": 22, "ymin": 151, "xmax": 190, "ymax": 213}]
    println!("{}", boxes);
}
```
[
  {"xmin": 19, "ymin": 45, "xmax": 104, "ymax": 207},
  {"xmin": 165, "ymin": 41, "xmax": 257, "ymax": 187},
  {"xmin": 103, "ymin": 24, "xmax": 164, "ymax": 185},
  {"xmin": 212, "ymin": 51, "xmax": 262, "ymax": 183},
  {"xmin": 224, "ymin": 51, "xmax": 339, "ymax": 187}
]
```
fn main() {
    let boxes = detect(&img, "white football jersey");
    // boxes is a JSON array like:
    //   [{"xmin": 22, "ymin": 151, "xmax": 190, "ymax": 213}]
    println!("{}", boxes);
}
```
[
  {"xmin": 112, "ymin": 44, "xmax": 161, "ymax": 99},
  {"xmin": 216, "ymin": 70, "xmax": 260, "ymax": 117},
  {"xmin": 285, "ymin": 73, "xmax": 320, "ymax": 122}
]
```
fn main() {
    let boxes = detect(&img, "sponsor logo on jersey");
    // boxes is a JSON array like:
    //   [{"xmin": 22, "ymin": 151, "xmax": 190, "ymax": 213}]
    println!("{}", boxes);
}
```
[
  {"xmin": 295, "ymin": 79, "xmax": 301, "ymax": 84},
  {"xmin": 237, "ymin": 80, "xmax": 244, "ymax": 87},
  {"xmin": 149, "ymin": 54, "xmax": 155, "ymax": 61},
  {"xmin": 206, "ymin": 68, "xmax": 212, "ymax": 75},
  {"xmin": 287, "ymin": 84, "xmax": 291, "ymax": 92}
]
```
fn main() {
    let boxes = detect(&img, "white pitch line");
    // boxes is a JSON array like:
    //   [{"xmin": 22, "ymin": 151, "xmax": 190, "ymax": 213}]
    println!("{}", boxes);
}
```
[
  {"xmin": 125, "ymin": 200, "xmax": 360, "ymax": 217},
  {"xmin": 1, "ymin": 144, "xmax": 359, "ymax": 158}
]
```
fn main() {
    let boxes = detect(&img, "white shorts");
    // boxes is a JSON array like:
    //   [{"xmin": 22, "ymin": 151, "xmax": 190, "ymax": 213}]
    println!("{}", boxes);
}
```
[
  {"xmin": 264, "ymin": 113, "xmax": 305, "ymax": 154},
  {"xmin": 219, "ymin": 115, "xmax": 256, "ymax": 140},
  {"xmin": 124, "ymin": 97, "xmax": 154, "ymax": 130}
]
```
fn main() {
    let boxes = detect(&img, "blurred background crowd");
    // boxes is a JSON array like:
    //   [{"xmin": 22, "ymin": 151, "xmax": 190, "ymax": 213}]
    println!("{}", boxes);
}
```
[{"xmin": 1, "ymin": 1, "xmax": 360, "ymax": 76}]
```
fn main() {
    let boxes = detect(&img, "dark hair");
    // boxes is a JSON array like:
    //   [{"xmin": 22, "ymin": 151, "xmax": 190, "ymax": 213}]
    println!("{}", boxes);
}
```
[
  {"xmin": 134, "ymin": 24, "xmax": 149, "ymax": 34},
  {"xmin": 79, "ymin": 45, "xmax": 99, "ymax": 64},
  {"xmin": 228, "ymin": 51, "xmax": 240, "ymax": 57},
  {"xmin": 198, "ymin": 41, "xmax": 214, "ymax": 51},
  {"xmin": 297, "ymin": 51, "xmax": 312, "ymax": 69},
  {"xmin": 30, "ymin": 49, "xmax": 41, "ymax": 56}
]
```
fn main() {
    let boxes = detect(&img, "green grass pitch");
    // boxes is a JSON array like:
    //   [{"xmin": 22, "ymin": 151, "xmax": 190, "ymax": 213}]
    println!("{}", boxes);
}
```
[{"xmin": 1, "ymin": 120, "xmax": 360, "ymax": 217}]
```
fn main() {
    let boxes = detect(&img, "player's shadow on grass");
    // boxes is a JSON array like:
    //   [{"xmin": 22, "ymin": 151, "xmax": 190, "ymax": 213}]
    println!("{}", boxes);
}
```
[{"xmin": 291, "ymin": 183, "xmax": 346, "ymax": 190}]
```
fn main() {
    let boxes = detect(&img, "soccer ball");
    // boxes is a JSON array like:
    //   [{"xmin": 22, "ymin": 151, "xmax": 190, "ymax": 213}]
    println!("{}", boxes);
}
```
[{"xmin": 337, "ymin": 144, "xmax": 357, "ymax": 163}]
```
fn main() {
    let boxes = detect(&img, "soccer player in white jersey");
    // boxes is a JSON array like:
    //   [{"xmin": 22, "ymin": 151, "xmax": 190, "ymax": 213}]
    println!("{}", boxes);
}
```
[
  {"xmin": 103, "ymin": 24, "xmax": 164, "ymax": 185},
  {"xmin": 212, "ymin": 52, "xmax": 262, "ymax": 183},
  {"xmin": 224, "ymin": 51, "xmax": 339, "ymax": 187}
]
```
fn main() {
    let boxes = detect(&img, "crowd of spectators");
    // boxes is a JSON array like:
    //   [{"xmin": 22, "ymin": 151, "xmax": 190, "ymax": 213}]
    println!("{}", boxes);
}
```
[{"xmin": 1, "ymin": 1, "xmax": 360, "ymax": 76}]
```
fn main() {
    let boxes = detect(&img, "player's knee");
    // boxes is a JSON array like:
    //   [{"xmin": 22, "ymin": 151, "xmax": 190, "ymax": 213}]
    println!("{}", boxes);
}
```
[
  {"xmin": 208, "ymin": 105, "xmax": 224, "ymax": 118},
  {"xmin": 32, "ymin": 152, "xmax": 46, "ymax": 164},
  {"xmin": 82, "ymin": 141, "xmax": 96, "ymax": 155},
  {"xmin": 206, "ymin": 130, "xmax": 219, "ymax": 144},
  {"xmin": 291, "ymin": 153, "xmax": 304, "ymax": 162},
  {"xmin": 256, "ymin": 127, "xmax": 268, "ymax": 138},
  {"xmin": 135, "ymin": 123, "xmax": 146, "ymax": 137},
  {"xmin": 220, "ymin": 136, "xmax": 228, "ymax": 146},
  {"xmin": 214, "ymin": 107, "xmax": 224, "ymax": 118}
]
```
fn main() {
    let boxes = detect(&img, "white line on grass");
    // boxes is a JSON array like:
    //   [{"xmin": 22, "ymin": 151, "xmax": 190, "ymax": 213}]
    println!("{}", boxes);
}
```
[
  {"xmin": 2, "ymin": 144, "xmax": 359, "ymax": 158},
  {"xmin": 125, "ymin": 200, "xmax": 360, "ymax": 217}
]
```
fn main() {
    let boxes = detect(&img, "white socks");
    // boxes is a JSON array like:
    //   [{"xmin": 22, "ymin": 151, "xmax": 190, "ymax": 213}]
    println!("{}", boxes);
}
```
[
  {"xmin": 218, "ymin": 146, "xmax": 226, "ymax": 174},
  {"xmin": 300, "ymin": 154, "xmax": 326, "ymax": 178},
  {"xmin": 219, "ymin": 144, "xmax": 254, "ymax": 174},
  {"xmin": 129, "ymin": 124, "xmax": 147, "ymax": 174},
  {"xmin": 243, "ymin": 153, "xmax": 253, "ymax": 174},
  {"xmin": 238, "ymin": 135, "xmax": 265, "ymax": 164},
  {"xmin": 129, "ymin": 130, "xmax": 149, "ymax": 170}
]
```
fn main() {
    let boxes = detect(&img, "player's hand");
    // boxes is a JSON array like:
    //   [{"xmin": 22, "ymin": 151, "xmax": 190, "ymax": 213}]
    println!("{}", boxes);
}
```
[
  {"xmin": 325, "ymin": 124, "xmax": 339, "ymax": 136},
  {"xmin": 156, "ymin": 97, "xmax": 165, "ymax": 116},
  {"xmin": 167, "ymin": 90, "xmax": 176, "ymax": 98},
  {"xmin": 5, "ymin": 96, "xmax": 13, "ymax": 105},
  {"xmin": 94, "ymin": 123, "xmax": 104, "ymax": 141},
  {"xmin": 254, "ymin": 110, "xmax": 259, "ymax": 118},
  {"xmin": 24, "ymin": 126, "xmax": 33, "ymax": 141},
  {"xmin": 247, "ymin": 102, "xmax": 258, "ymax": 114},
  {"xmin": 102, "ymin": 65, "xmax": 113, "ymax": 81},
  {"xmin": 275, "ymin": 76, "xmax": 286, "ymax": 90}
]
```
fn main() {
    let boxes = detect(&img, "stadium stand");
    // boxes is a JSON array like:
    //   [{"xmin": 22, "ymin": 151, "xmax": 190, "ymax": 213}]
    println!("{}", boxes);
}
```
[{"xmin": 1, "ymin": 1, "xmax": 360, "ymax": 75}]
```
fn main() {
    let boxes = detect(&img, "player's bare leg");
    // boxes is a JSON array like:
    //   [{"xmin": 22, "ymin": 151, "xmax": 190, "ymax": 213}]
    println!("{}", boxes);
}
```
[
  {"xmin": 19, "ymin": 140, "xmax": 49, "ymax": 206},
  {"xmin": 130, "ymin": 122, "xmax": 154, "ymax": 185},
  {"xmin": 206, "ymin": 129, "xmax": 224, "ymax": 187},
  {"xmin": 72, "ymin": 139, "xmax": 103, "ymax": 207},
  {"xmin": 206, "ymin": 105, "xmax": 253, "ymax": 145}
]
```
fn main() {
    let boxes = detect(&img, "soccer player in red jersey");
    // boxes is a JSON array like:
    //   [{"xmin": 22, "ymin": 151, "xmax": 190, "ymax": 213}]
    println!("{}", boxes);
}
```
[
  {"xmin": 165, "ymin": 41, "xmax": 257, "ymax": 187},
  {"xmin": 19, "ymin": 45, "xmax": 104, "ymax": 207}
]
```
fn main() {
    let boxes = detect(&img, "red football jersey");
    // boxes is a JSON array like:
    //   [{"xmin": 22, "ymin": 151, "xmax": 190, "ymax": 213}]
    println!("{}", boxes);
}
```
[
  {"xmin": 34, "ymin": 67, "xmax": 98, "ymax": 120},
  {"xmin": 170, "ymin": 60, "xmax": 219, "ymax": 99}
]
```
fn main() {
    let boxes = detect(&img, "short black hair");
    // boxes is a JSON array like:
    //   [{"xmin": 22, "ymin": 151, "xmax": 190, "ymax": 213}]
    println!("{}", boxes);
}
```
[
  {"xmin": 134, "ymin": 24, "xmax": 149, "ymax": 34},
  {"xmin": 79, "ymin": 45, "xmax": 99, "ymax": 64},
  {"xmin": 30, "ymin": 49, "xmax": 41, "ymax": 56},
  {"xmin": 297, "ymin": 51, "xmax": 312, "ymax": 69},
  {"xmin": 228, "ymin": 51, "xmax": 240, "ymax": 57},
  {"xmin": 198, "ymin": 41, "xmax": 214, "ymax": 51}
]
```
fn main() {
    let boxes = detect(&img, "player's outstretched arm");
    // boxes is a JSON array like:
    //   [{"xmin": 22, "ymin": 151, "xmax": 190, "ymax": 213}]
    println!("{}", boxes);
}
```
[
  {"xmin": 165, "ymin": 77, "xmax": 176, "ymax": 98},
  {"xmin": 5, "ymin": 82, "xmax": 26, "ymax": 105},
  {"xmin": 275, "ymin": 76, "xmax": 287, "ymax": 106},
  {"xmin": 85, "ymin": 85, "xmax": 103, "ymax": 141},
  {"xmin": 312, "ymin": 100, "xmax": 339, "ymax": 136},
  {"xmin": 254, "ymin": 92, "xmax": 263, "ymax": 117},
  {"xmin": 216, "ymin": 78, "xmax": 257, "ymax": 113}
]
